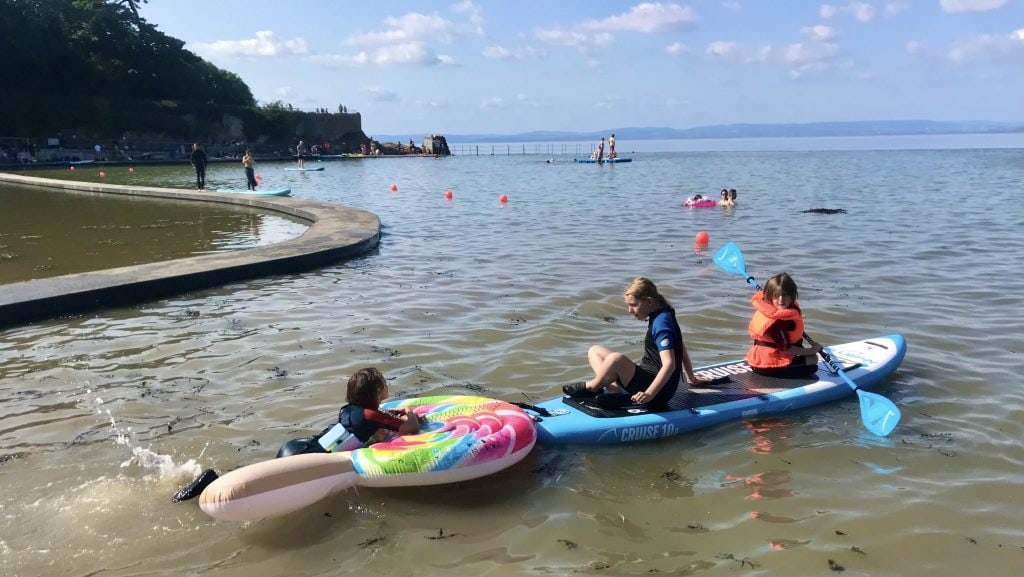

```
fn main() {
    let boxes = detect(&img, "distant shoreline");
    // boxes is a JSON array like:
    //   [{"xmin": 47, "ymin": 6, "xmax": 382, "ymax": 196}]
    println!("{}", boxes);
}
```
[{"xmin": 374, "ymin": 120, "xmax": 1024, "ymax": 145}]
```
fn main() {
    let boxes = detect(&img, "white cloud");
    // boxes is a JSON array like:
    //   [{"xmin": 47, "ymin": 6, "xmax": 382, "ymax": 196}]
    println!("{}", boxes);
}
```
[
  {"xmin": 704, "ymin": 40, "xmax": 772, "ymax": 62},
  {"xmin": 820, "ymin": 2, "xmax": 876, "ymax": 22},
  {"xmin": 705, "ymin": 40, "xmax": 740, "ymax": 58},
  {"xmin": 362, "ymin": 86, "xmax": 400, "ymax": 102},
  {"xmin": 946, "ymin": 29, "xmax": 1024, "ymax": 63},
  {"xmin": 306, "ymin": 52, "xmax": 370, "ymax": 67},
  {"xmin": 582, "ymin": 2, "xmax": 699, "ymax": 33},
  {"xmin": 665, "ymin": 41, "xmax": 689, "ymax": 55},
  {"xmin": 802, "ymin": 24, "xmax": 838, "ymax": 41},
  {"xmin": 480, "ymin": 96, "xmax": 506, "ymax": 109},
  {"xmin": 307, "ymin": 42, "xmax": 452, "ymax": 67},
  {"xmin": 885, "ymin": 2, "xmax": 911, "ymax": 16},
  {"xmin": 344, "ymin": 12, "xmax": 458, "ymax": 46},
  {"xmin": 451, "ymin": 0, "xmax": 486, "ymax": 35},
  {"xmin": 940, "ymin": 0, "xmax": 1008, "ymax": 13},
  {"xmin": 534, "ymin": 27, "xmax": 615, "ymax": 54},
  {"xmin": 483, "ymin": 45, "xmax": 546, "ymax": 60},
  {"xmin": 722, "ymin": 2, "xmax": 743, "ymax": 12},
  {"xmin": 190, "ymin": 30, "xmax": 308, "ymax": 59}
]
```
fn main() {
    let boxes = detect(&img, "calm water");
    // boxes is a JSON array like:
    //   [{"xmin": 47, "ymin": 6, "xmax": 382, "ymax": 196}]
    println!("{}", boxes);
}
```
[
  {"xmin": 0, "ymin": 184, "xmax": 308, "ymax": 283},
  {"xmin": 1, "ymin": 136, "xmax": 1023, "ymax": 577}
]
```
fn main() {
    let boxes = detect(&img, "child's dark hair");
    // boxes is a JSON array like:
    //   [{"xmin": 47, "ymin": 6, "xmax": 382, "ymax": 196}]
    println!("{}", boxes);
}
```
[
  {"xmin": 763, "ymin": 272, "xmax": 799, "ymax": 302},
  {"xmin": 346, "ymin": 367, "xmax": 387, "ymax": 408}
]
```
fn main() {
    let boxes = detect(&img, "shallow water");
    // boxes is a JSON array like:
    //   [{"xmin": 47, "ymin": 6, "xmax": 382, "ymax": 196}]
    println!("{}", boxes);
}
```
[
  {"xmin": 1, "ymin": 136, "xmax": 1023, "ymax": 576},
  {"xmin": 0, "ymin": 184, "xmax": 307, "ymax": 283}
]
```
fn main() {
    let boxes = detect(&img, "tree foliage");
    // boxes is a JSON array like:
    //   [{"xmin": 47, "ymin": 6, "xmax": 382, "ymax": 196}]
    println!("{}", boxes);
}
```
[{"xmin": 0, "ymin": 0, "xmax": 263, "ymax": 137}]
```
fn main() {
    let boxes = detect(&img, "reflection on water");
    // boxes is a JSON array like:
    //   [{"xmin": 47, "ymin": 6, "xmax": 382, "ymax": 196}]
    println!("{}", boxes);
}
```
[
  {"xmin": 0, "ymin": 184, "xmax": 307, "ymax": 283},
  {"xmin": 1, "ymin": 138, "xmax": 1023, "ymax": 577}
]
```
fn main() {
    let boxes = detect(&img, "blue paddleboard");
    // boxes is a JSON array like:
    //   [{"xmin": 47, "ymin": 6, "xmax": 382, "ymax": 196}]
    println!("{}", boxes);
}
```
[
  {"xmin": 217, "ymin": 188, "xmax": 292, "ymax": 197},
  {"xmin": 534, "ymin": 335, "xmax": 906, "ymax": 444}
]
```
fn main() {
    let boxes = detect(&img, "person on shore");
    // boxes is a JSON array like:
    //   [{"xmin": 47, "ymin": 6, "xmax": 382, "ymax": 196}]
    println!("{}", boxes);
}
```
[
  {"xmin": 340, "ymin": 367, "xmax": 421, "ymax": 444},
  {"xmin": 242, "ymin": 149, "xmax": 257, "ymax": 191},
  {"xmin": 746, "ymin": 273, "xmax": 823, "ymax": 379},
  {"xmin": 562, "ymin": 277, "xmax": 707, "ymax": 409},
  {"xmin": 608, "ymin": 133, "xmax": 616, "ymax": 159},
  {"xmin": 296, "ymin": 140, "xmax": 305, "ymax": 168},
  {"xmin": 190, "ymin": 143, "xmax": 207, "ymax": 190}
]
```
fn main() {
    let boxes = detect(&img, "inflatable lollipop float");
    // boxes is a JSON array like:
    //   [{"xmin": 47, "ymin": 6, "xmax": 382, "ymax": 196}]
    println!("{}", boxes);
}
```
[{"xmin": 187, "ymin": 395, "xmax": 537, "ymax": 522}]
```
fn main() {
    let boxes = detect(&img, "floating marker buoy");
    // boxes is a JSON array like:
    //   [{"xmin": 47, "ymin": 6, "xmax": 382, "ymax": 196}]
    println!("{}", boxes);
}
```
[
  {"xmin": 499, "ymin": 194, "xmax": 508, "ymax": 203},
  {"xmin": 390, "ymin": 184, "xmax": 398, "ymax": 192},
  {"xmin": 445, "ymin": 190, "xmax": 453, "ymax": 200},
  {"xmin": 69, "ymin": 166, "xmax": 75, "ymax": 171},
  {"xmin": 695, "ymin": 230, "xmax": 710, "ymax": 245},
  {"xmin": 128, "ymin": 167, "xmax": 135, "ymax": 173},
  {"xmin": 99, "ymin": 171, "xmax": 106, "ymax": 178}
]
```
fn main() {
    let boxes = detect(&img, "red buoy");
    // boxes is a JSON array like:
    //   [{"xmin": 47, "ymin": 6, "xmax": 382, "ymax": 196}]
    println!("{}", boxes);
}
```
[
  {"xmin": 499, "ymin": 194, "xmax": 508, "ymax": 203},
  {"xmin": 695, "ymin": 230, "xmax": 710, "ymax": 245},
  {"xmin": 445, "ymin": 190, "xmax": 453, "ymax": 200},
  {"xmin": 390, "ymin": 184, "xmax": 398, "ymax": 192}
]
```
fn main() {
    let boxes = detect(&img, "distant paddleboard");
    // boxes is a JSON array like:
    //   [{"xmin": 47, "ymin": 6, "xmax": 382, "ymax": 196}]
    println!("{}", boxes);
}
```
[
  {"xmin": 574, "ymin": 157, "xmax": 632, "ymax": 164},
  {"xmin": 217, "ymin": 188, "xmax": 292, "ymax": 197},
  {"xmin": 284, "ymin": 166, "xmax": 325, "ymax": 171}
]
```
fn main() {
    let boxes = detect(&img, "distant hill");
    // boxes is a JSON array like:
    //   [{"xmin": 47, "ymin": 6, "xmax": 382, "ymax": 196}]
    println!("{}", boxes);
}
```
[{"xmin": 375, "ymin": 120, "xmax": 1024, "ymax": 144}]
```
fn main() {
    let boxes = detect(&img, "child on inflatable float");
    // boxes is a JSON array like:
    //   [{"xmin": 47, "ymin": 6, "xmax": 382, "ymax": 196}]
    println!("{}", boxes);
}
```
[{"xmin": 684, "ymin": 193, "xmax": 718, "ymax": 208}]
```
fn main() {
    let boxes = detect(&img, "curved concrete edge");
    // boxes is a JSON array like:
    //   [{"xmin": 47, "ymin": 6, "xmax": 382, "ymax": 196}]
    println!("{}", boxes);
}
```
[{"xmin": 0, "ymin": 172, "xmax": 381, "ymax": 328}]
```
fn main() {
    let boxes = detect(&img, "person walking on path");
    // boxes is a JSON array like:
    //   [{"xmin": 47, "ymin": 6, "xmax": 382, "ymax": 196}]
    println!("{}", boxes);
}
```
[{"xmin": 190, "ymin": 143, "xmax": 207, "ymax": 190}]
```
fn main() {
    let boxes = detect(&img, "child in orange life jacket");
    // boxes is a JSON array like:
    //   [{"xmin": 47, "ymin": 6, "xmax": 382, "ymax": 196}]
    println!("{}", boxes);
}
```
[
  {"xmin": 746, "ymin": 273, "xmax": 823, "ymax": 378},
  {"xmin": 339, "ymin": 367, "xmax": 421, "ymax": 444}
]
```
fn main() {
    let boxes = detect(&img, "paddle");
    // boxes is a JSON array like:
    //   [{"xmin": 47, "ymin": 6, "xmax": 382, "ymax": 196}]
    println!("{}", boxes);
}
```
[{"xmin": 712, "ymin": 241, "xmax": 901, "ymax": 436}]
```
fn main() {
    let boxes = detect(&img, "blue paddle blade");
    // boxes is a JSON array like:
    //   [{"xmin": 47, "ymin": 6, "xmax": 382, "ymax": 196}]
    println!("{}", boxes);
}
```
[
  {"xmin": 856, "ymin": 390, "xmax": 901, "ymax": 436},
  {"xmin": 713, "ymin": 241, "xmax": 747, "ymax": 278}
]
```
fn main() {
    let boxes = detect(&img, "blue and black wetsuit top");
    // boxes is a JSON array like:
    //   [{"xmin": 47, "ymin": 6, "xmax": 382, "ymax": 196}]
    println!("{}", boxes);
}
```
[
  {"xmin": 637, "ymin": 307, "xmax": 683, "ymax": 403},
  {"xmin": 339, "ymin": 404, "xmax": 404, "ymax": 444}
]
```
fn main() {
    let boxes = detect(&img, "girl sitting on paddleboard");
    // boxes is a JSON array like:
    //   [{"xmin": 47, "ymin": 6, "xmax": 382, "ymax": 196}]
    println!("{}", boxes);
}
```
[
  {"xmin": 746, "ymin": 273, "xmax": 823, "ymax": 378},
  {"xmin": 563, "ymin": 277, "xmax": 707, "ymax": 408}
]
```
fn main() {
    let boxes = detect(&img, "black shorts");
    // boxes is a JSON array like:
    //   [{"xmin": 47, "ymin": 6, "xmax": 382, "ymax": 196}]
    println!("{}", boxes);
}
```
[{"xmin": 626, "ymin": 366, "xmax": 677, "ymax": 406}]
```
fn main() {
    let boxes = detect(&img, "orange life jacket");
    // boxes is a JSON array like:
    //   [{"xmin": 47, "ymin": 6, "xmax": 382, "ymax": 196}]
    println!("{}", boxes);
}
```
[{"xmin": 746, "ymin": 291, "xmax": 805, "ymax": 368}]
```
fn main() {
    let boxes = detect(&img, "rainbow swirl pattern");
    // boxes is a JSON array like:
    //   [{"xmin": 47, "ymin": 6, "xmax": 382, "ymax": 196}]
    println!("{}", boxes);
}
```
[{"xmin": 350, "ymin": 395, "xmax": 537, "ymax": 485}]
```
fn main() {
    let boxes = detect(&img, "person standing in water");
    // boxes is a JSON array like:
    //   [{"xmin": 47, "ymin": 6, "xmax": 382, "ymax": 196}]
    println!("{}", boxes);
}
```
[
  {"xmin": 242, "ymin": 149, "xmax": 257, "ymax": 191},
  {"xmin": 296, "ymin": 140, "xmax": 305, "ymax": 169},
  {"xmin": 190, "ymin": 143, "xmax": 207, "ymax": 190}
]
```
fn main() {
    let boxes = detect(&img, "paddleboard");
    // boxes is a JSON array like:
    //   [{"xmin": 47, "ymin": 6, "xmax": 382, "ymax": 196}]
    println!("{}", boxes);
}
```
[
  {"xmin": 575, "ymin": 157, "xmax": 632, "ymax": 164},
  {"xmin": 284, "ymin": 166, "xmax": 325, "ymax": 171},
  {"xmin": 534, "ymin": 334, "xmax": 906, "ymax": 444},
  {"xmin": 217, "ymin": 188, "xmax": 292, "ymax": 197}
]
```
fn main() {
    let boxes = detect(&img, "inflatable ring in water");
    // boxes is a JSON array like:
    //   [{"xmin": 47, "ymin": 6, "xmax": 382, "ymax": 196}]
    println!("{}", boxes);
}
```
[
  {"xmin": 684, "ymin": 197, "xmax": 718, "ymax": 208},
  {"xmin": 198, "ymin": 395, "xmax": 537, "ymax": 521}
]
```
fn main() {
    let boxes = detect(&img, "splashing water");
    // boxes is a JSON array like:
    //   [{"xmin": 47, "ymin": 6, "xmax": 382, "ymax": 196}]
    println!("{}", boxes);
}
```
[{"xmin": 89, "ymin": 392, "xmax": 204, "ymax": 480}]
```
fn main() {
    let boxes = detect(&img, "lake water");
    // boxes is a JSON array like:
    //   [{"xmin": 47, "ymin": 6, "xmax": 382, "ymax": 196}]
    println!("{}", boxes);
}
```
[{"xmin": 1, "ymin": 135, "xmax": 1023, "ymax": 577}]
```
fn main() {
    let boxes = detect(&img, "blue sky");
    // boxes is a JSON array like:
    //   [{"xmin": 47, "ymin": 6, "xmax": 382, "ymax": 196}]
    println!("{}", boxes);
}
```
[{"xmin": 141, "ymin": 0, "xmax": 1023, "ymax": 136}]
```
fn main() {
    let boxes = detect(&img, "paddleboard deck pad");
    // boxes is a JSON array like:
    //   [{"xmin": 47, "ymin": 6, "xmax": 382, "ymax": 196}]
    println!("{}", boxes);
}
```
[{"xmin": 534, "ymin": 335, "xmax": 905, "ymax": 444}]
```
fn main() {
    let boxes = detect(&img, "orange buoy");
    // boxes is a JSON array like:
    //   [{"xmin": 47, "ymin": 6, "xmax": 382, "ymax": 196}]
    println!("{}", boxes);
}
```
[
  {"xmin": 390, "ymin": 184, "xmax": 398, "ymax": 192},
  {"xmin": 128, "ymin": 167, "xmax": 135, "ymax": 173},
  {"xmin": 445, "ymin": 190, "xmax": 453, "ymax": 200},
  {"xmin": 499, "ymin": 194, "xmax": 508, "ymax": 203},
  {"xmin": 695, "ymin": 230, "xmax": 710, "ymax": 245}
]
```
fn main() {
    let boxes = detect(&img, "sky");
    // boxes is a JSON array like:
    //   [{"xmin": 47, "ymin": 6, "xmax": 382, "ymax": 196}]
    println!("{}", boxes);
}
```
[{"xmin": 140, "ymin": 0, "xmax": 1023, "ymax": 136}]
